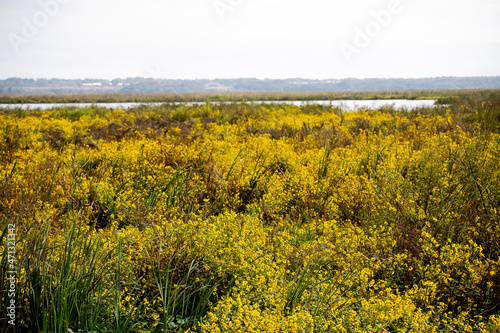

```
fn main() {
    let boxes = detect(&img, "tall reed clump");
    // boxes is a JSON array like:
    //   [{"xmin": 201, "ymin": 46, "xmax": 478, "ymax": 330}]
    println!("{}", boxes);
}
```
[{"xmin": 0, "ymin": 215, "xmax": 116, "ymax": 332}]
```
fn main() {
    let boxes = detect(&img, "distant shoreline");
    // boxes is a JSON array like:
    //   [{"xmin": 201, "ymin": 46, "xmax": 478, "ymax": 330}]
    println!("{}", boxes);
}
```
[{"xmin": 1, "ymin": 76, "xmax": 500, "ymax": 98}]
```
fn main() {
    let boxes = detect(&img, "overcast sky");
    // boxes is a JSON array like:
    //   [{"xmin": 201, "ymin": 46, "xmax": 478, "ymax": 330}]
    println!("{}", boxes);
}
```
[{"xmin": 0, "ymin": 0, "xmax": 499, "ymax": 80}]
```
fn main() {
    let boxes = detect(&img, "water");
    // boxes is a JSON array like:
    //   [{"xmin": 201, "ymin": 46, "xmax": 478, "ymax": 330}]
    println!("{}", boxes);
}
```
[
  {"xmin": 0, "ymin": 99, "xmax": 437, "ymax": 111},
  {"xmin": 262, "ymin": 99, "xmax": 438, "ymax": 110}
]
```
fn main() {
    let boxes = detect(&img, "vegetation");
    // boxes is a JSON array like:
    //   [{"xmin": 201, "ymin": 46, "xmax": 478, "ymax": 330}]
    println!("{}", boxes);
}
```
[
  {"xmin": 1, "ymin": 88, "xmax": 500, "ymax": 105},
  {"xmin": 1, "ymin": 91, "xmax": 500, "ymax": 332}
]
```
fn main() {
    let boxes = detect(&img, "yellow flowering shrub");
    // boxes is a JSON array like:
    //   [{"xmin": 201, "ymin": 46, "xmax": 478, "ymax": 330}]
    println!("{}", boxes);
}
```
[{"xmin": 1, "ymin": 98, "xmax": 500, "ymax": 332}]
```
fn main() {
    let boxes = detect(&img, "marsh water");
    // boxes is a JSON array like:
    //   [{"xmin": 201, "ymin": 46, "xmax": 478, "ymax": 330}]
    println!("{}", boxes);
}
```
[{"xmin": 0, "ymin": 99, "xmax": 437, "ymax": 111}]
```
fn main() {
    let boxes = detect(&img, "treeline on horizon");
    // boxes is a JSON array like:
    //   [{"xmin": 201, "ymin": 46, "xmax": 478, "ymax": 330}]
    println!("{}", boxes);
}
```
[{"xmin": 1, "ymin": 76, "xmax": 500, "ymax": 96}]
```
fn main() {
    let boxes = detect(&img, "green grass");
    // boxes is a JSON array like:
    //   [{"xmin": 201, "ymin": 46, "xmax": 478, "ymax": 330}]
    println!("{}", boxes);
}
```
[{"xmin": 1, "ymin": 88, "xmax": 499, "ymax": 104}]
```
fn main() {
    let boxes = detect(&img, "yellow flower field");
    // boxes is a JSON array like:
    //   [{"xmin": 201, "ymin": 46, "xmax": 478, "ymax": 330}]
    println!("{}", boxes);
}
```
[{"xmin": 1, "ymin": 95, "xmax": 500, "ymax": 332}]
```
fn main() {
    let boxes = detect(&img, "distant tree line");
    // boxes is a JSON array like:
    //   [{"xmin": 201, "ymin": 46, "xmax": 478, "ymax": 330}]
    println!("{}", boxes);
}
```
[{"xmin": 1, "ymin": 76, "xmax": 500, "ymax": 95}]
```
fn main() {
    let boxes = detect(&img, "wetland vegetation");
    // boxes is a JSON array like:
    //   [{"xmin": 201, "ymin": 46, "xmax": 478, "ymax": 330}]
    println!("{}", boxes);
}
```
[{"xmin": 1, "ymin": 90, "xmax": 500, "ymax": 332}]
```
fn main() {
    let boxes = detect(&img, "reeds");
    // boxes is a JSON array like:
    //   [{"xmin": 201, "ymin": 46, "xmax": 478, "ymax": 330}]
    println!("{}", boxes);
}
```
[{"xmin": 1, "ymin": 88, "xmax": 499, "ymax": 104}]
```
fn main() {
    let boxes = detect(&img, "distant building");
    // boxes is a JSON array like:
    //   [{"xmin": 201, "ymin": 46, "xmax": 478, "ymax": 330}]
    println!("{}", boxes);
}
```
[{"xmin": 204, "ymin": 83, "xmax": 232, "ymax": 92}]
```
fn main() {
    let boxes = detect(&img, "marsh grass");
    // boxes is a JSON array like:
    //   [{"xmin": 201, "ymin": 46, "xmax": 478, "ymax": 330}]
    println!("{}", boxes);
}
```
[
  {"xmin": 154, "ymin": 255, "xmax": 223, "ymax": 332},
  {"xmin": 1, "ymin": 88, "xmax": 499, "ymax": 104},
  {"xmin": 17, "ymin": 217, "xmax": 116, "ymax": 332}
]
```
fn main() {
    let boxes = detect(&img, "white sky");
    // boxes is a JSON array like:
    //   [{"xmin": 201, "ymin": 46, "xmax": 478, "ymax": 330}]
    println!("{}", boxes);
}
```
[{"xmin": 0, "ymin": 0, "xmax": 499, "ymax": 80}]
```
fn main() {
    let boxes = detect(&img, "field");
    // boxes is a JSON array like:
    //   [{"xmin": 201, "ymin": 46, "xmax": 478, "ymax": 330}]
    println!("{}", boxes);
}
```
[
  {"xmin": 1, "ymin": 88, "xmax": 499, "ymax": 104},
  {"xmin": 1, "ymin": 92, "xmax": 500, "ymax": 332}
]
